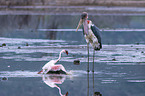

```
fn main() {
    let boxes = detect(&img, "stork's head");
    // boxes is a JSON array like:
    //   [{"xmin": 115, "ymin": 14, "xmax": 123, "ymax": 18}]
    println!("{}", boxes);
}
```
[
  {"xmin": 76, "ymin": 12, "xmax": 89, "ymax": 34},
  {"xmin": 81, "ymin": 12, "xmax": 88, "ymax": 19}
]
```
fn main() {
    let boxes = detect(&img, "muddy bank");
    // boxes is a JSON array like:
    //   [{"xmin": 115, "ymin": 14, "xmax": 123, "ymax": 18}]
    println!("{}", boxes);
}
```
[{"xmin": 1, "ymin": 0, "xmax": 145, "ymax": 7}]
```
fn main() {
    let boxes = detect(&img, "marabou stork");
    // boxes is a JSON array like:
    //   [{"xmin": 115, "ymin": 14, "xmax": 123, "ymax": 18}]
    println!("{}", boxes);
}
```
[
  {"xmin": 76, "ymin": 12, "xmax": 102, "ymax": 72},
  {"xmin": 38, "ymin": 49, "xmax": 68, "ymax": 74}
]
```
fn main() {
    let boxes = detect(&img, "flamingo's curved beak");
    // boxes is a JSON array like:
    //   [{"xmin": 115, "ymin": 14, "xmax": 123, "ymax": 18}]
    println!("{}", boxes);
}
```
[
  {"xmin": 38, "ymin": 70, "xmax": 43, "ymax": 74},
  {"xmin": 65, "ymin": 50, "xmax": 68, "ymax": 55}
]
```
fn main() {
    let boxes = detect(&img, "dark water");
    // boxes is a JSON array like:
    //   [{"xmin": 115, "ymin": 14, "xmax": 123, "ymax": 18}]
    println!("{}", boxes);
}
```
[{"xmin": 0, "ymin": 13, "xmax": 145, "ymax": 96}]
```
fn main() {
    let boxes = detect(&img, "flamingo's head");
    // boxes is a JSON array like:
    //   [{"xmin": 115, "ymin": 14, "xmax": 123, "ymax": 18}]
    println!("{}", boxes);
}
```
[
  {"xmin": 62, "ymin": 49, "xmax": 68, "ymax": 55},
  {"xmin": 65, "ymin": 50, "xmax": 68, "ymax": 55}
]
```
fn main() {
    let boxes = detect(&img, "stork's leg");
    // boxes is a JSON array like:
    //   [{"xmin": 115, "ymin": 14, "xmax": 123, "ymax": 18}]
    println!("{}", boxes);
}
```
[
  {"xmin": 87, "ymin": 43, "xmax": 90, "ymax": 72},
  {"xmin": 92, "ymin": 49, "xmax": 95, "ymax": 72}
]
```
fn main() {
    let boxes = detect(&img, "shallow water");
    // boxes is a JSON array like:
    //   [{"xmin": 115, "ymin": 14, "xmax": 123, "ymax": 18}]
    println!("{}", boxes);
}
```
[
  {"xmin": 0, "ymin": 37, "xmax": 145, "ymax": 96},
  {"xmin": 0, "ymin": 13, "xmax": 145, "ymax": 96}
]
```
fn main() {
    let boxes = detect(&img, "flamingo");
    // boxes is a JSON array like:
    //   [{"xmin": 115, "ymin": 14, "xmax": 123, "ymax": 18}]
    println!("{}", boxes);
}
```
[{"xmin": 38, "ymin": 49, "xmax": 68, "ymax": 74}]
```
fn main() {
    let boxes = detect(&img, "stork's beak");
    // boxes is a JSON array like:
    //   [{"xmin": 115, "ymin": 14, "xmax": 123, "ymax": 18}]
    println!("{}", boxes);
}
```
[
  {"xmin": 76, "ymin": 19, "xmax": 83, "ymax": 32},
  {"xmin": 76, "ymin": 18, "xmax": 88, "ymax": 35}
]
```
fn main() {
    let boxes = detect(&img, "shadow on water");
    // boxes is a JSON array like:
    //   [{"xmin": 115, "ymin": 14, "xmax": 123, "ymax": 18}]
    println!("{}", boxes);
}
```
[{"xmin": 87, "ymin": 72, "xmax": 102, "ymax": 96}]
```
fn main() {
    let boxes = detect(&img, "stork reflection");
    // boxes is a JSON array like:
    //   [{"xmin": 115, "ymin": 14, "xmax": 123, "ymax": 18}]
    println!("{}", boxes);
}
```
[
  {"xmin": 87, "ymin": 71, "xmax": 102, "ymax": 96},
  {"xmin": 42, "ymin": 75, "xmax": 68, "ymax": 96}
]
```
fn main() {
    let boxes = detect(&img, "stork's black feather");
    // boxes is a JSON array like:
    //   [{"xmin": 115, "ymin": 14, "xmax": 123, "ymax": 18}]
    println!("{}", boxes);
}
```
[{"xmin": 91, "ymin": 24, "xmax": 102, "ymax": 49}]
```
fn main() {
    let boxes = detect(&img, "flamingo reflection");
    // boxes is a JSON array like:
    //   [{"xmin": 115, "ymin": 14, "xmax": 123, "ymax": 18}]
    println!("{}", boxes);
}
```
[{"xmin": 42, "ymin": 75, "xmax": 68, "ymax": 96}]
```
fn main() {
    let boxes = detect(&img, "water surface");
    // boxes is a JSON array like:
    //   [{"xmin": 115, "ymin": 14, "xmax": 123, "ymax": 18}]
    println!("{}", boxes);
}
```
[{"xmin": 0, "ymin": 13, "xmax": 145, "ymax": 96}]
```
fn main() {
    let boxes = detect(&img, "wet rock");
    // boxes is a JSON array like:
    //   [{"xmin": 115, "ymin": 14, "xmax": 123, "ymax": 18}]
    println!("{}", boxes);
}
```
[
  {"xmin": 72, "ymin": 55, "xmax": 76, "ymax": 57},
  {"xmin": 112, "ymin": 58, "xmax": 116, "ymax": 61},
  {"xmin": 18, "ymin": 46, "xmax": 21, "ymax": 49},
  {"xmin": 81, "ymin": 55, "xmax": 84, "ymax": 57},
  {"xmin": 136, "ymin": 42, "xmax": 140, "ymax": 45},
  {"xmin": 2, "ymin": 43, "xmax": 6, "ymax": 46},
  {"xmin": 26, "ymin": 43, "xmax": 29, "ymax": 46},
  {"xmin": 74, "ymin": 59, "xmax": 80, "ymax": 65},
  {"xmin": 132, "ymin": 56, "xmax": 136, "ymax": 57},
  {"xmin": 94, "ymin": 92, "xmax": 102, "ymax": 96},
  {"xmin": 2, "ymin": 77, "xmax": 8, "ymax": 81}
]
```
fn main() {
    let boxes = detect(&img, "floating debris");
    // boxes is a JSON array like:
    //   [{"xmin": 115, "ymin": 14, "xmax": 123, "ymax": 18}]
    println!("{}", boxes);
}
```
[
  {"xmin": 74, "ymin": 59, "xmax": 80, "ymax": 65},
  {"xmin": 7, "ymin": 65, "xmax": 10, "ymax": 67}
]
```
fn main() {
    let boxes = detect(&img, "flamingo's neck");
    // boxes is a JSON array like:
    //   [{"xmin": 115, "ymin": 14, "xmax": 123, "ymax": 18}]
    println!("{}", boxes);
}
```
[
  {"xmin": 56, "ymin": 50, "xmax": 63, "ymax": 63},
  {"xmin": 55, "ymin": 85, "xmax": 64, "ymax": 96}
]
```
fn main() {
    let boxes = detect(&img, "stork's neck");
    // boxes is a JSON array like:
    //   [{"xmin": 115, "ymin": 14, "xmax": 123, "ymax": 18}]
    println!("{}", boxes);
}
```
[{"xmin": 82, "ymin": 19, "xmax": 88, "ymax": 35}]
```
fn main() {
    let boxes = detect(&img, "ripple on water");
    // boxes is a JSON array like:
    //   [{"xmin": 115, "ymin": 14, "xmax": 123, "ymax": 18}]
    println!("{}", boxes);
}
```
[
  {"xmin": 1, "ymin": 37, "xmax": 145, "ymax": 63},
  {"xmin": 0, "ymin": 71, "xmax": 40, "ymax": 78},
  {"xmin": 127, "ymin": 80, "xmax": 145, "ymax": 83}
]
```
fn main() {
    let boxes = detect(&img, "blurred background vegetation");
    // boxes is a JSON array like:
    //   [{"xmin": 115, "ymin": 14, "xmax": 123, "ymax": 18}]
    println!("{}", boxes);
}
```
[
  {"xmin": 0, "ymin": 0, "xmax": 145, "ymax": 44},
  {"xmin": 1, "ymin": 0, "xmax": 145, "ymax": 7}
]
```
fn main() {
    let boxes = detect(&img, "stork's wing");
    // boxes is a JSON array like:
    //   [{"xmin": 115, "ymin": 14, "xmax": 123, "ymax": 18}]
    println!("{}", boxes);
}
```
[{"xmin": 91, "ymin": 24, "xmax": 102, "ymax": 49}]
